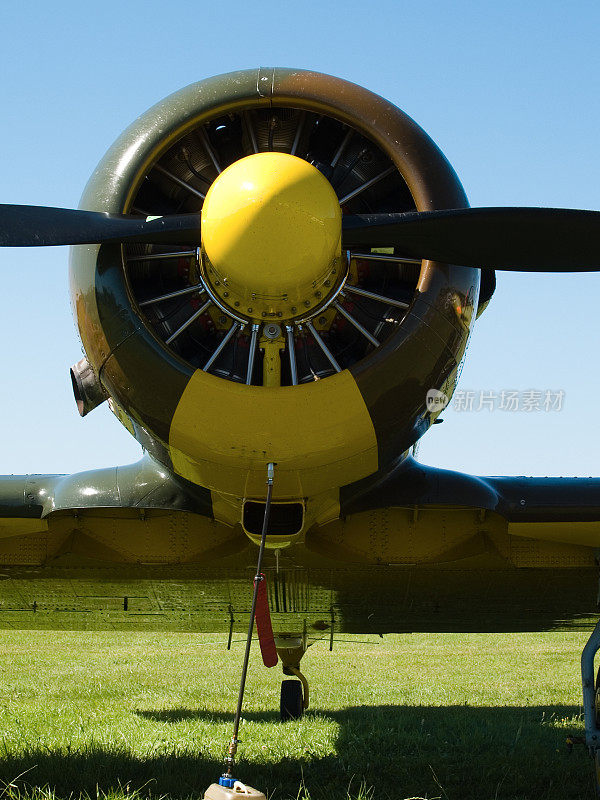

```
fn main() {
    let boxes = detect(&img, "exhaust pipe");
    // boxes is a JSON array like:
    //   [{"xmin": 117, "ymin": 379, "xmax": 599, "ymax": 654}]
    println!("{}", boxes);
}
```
[{"xmin": 70, "ymin": 357, "xmax": 108, "ymax": 416}]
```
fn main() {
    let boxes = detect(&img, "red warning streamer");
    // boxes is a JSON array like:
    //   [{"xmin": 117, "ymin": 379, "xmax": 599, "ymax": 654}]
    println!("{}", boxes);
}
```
[{"xmin": 254, "ymin": 573, "xmax": 278, "ymax": 667}]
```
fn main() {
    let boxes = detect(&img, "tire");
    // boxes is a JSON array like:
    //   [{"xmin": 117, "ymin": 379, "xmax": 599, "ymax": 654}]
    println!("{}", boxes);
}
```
[{"xmin": 280, "ymin": 679, "xmax": 304, "ymax": 721}]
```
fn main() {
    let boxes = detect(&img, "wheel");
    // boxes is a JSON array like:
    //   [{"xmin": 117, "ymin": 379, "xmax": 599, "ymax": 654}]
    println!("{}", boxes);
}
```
[{"xmin": 280, "ymin": 679, "xmax": 304, "ymax": 721}]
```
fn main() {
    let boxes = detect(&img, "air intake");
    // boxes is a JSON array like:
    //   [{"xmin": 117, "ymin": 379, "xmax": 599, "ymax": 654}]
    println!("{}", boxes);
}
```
[{"xmin": 243, "ymin": 501, "xmax": 304, "ymax": 537}]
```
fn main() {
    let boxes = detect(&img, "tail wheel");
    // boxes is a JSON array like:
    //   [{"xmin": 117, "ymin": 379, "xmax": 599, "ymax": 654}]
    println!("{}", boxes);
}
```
[
  {"xmin": 123, "ymin": 106, "xmax": 421, "ymax": 386},
  {"xmin": 280, "ymin": 679, "xmax": 304, "ymax": 721}
]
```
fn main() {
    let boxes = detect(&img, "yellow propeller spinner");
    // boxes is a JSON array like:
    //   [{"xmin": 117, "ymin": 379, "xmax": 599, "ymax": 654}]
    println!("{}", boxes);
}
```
[{"xmin": 200, "ymin": 152, "xmax": 344, "ymax": 322}]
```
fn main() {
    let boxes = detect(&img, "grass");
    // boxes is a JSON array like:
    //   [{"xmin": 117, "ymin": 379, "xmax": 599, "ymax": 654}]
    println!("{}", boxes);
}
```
[{"xmin": 0, "ymin": 629, "xmax": 593, "ymax": 800}]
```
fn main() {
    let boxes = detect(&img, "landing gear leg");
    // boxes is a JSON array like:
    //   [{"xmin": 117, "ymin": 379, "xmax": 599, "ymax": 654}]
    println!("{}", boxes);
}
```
[
  {"xmin": 276, "ymin": 634, "xmax": 309, "ymax": 721},
  {"xmin": 581, "ymin": 619, "xmax": 600, "ymax": 795}
]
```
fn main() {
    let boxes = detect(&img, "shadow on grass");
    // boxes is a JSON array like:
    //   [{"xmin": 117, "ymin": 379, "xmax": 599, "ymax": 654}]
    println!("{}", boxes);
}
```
[
  {"xmin": 0, "ymin": 705, "xmax": 592, "ymax": 800},
  {"xmin": 136, "ymin": 708, "xmax": 280, "ymax": 724}
]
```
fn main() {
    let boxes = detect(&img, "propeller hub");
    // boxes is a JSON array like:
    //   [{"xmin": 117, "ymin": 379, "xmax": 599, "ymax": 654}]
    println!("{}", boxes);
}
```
[{"xmin": 200, "ymin": 152, "xmax": 343, "ymax": 321}]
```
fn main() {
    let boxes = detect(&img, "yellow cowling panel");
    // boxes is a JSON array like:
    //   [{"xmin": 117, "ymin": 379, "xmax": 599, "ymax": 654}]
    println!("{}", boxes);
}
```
[
  {"xmin": 307, "ymin": 508, "xmax": 597, "ymax": 569},
  {"xmin": 0, "ymin": 519, "xmax": 48, "ymax": 538},
  {"xmin": 0, "ymin": 509, "xmax": 245, "ymax": 567},
  {"xmin": 169, "ymin": 368, "xmax": 378, "ymax": 498},
  {"xmin": 508, "ymin": 521, "xmax": 600, "ymax": 548}
]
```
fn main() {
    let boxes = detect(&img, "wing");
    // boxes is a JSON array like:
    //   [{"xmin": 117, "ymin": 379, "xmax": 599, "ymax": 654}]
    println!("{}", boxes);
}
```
[
  {"xmin": 340, "ymin": 456, "xmax": 600, "ymax": 542},
  {"xmin": 301, "ymin": 458, "xmax": 600, "ymax": 633},
  {"xmin": 1, "ymin": 454, "xmax": 599, "ymax": 636},
  {"xmin": 0, "ymin": 455, "xmax": 253, "ymax": 632}
]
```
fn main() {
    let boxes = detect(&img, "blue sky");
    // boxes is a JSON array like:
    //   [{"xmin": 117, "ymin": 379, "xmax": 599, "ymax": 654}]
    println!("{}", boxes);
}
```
[{"xmin": 0, "ymin": 0, "xmax": 598, "ymax": 477}]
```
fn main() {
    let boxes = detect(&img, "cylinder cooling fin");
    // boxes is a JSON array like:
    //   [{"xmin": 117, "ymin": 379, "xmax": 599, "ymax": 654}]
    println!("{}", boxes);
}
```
[{"xmin": 70, "ymin": 68, "xmax": 478, "ymax": 501}]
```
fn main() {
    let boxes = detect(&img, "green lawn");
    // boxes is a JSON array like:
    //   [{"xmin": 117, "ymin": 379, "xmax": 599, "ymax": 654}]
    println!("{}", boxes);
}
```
[{"xmin": 0, "ymin": 630, "xmax": 593, "ymax": 800}]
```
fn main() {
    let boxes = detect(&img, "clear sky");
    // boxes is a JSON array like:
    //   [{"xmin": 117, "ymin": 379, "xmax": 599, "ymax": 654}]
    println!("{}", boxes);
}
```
[{"xmin": 0, "ymin": 0, "xmax": 598, "ymax": 478}]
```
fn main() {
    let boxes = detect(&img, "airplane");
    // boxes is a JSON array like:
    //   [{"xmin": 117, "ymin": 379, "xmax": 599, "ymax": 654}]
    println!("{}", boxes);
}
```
[{"xmin": 1, "ymin": 66, "xmax": 600, "ymax": 793}]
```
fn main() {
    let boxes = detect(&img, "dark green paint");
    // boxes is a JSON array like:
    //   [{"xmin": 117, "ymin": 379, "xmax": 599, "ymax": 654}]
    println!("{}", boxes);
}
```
[
  {"xmin": 0, "ymin": 454, "xmax": 211, "ymax": 518},
  {"xmin": 341, "ymin": 456, "xmax": 600, "ymax": 522}
]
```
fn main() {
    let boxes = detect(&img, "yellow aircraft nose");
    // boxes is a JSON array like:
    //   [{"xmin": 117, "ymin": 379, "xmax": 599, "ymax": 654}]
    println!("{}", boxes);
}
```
[{"xmin": 200, "ymin": 152, "xmax": 343, "ymax": 321}]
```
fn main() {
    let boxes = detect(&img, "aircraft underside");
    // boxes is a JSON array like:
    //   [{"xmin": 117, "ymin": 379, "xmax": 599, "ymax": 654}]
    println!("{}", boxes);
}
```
[{"xmin": 0, "ymin": 544, "xmax": 595, "ymax": 635}]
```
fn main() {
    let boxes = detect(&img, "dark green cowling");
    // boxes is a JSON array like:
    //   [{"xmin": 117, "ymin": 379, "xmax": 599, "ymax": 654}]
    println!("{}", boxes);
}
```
[{"xmin": 0, "ymin": 454, "xmax": 212, "ymax": 520}]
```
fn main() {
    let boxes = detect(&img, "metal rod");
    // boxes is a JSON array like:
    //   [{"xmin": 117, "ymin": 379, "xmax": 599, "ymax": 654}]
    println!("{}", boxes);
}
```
[
  {"xmin": 227, "ymin": 606, "xmax": 234, "ymax": 650},
  {"xmin": 139, "ymin": 283, "xmax": 206, "ymax": 308},
  {"xmin": 286, "ymin": 325, "xmax": 298, "ymax": 385},
  {"xmin": 245, "ymin": 111, "xmax": 259, "ymax": 154},
  {"xmin": 305, "ymin": 321, "xmax": 341, "ymax": 373},
  {"xmin": 334, "ymin": 302, "xmax": 380, "ymax": 347},
  {"xmin": 127, "ymin": 249, "xmax": 197, "ymax": 263},
  {"xmin": 199, "ymin": 127, "xmax": 222, "ymax": 174},
  {"xmin": 338, "ymin": 166, "xmax": 395, "ymax": 205},
  {"xmin": 154, "ymin": 164, "xmax": 206, "ymax": 200},
  {"xmin": 374, "ymin": 309, "xmax": 393, "ymax": 338},
  {"xmin": 165, "ymin": 299, "xmax": 212, "ymax": 344},
  {"xmin": 246, "ymin": 324, "xmax": 260, "ymax": 384},
  {"xmin": 204, "ymin": 322, "xmax": 240, "ymax": 371},
  {"xmin": 329, "ymin": 608, "xmax": 335, "ymax": 652},
  {"xmin": 582, "ymin": 617, "xmax": 600, "ymax": 747},
  {"xmin": 342, "ymin": 284, "xmax": 410, "ymax": 310},
  {"xmin": 290, "ymin": 111, "xmax": 306, "ymax": 156},
  {"xmin": 348, "ymin": 250, "xmax": 421, "ymax": 265},
  {"xmin": 225, "ymin": 463, "xmax": 275, "ymax": 778},
  {"xmin": 330, "ymin": 129, "xmax": 353, "ymax": 169}
]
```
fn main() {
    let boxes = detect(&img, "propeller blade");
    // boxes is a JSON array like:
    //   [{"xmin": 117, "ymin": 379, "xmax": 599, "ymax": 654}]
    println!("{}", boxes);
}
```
[
  {"xmin": 0, "ymin": 205, "xmax": 201, "ymax": 247},
  {"xmin": 341, "ymin": 207, "xmax": 600, "ymax": 271}
]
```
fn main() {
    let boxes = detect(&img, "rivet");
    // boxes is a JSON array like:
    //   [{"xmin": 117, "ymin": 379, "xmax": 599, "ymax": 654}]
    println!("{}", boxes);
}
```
[
  {"xmin": 291, "ymin": 307, "xmax": 297, "ymax": 313},
  {"xmin": 276, "ymin": 311, "xmax": 282, "ymax": 317},
  {"xmin": 262, "ymin": 312, "xmax": 267, "ymax": 317},
  {"xmin": 324, "ymin": 280, "xmax": 331, "ymax": 287},
  {"xmin": 319, "ymin": 316, "xmax": 327, "ymax": 325},
  {"xmin": 219, "ymin": 315, "xmax": 227, "ymax": 325},
  {"xmin": 247, "ymin": 307, "xmax": 253, "ymax": 313},
  {"xmin": 215, "ymin": 280, "xmax": 220, "ymax": 286},
  {"xmin": 234, "ymin": 301, "xmax": 240, "ymax": 307},
  {"xmin": 304, "ymin": 300, "xmax": 311, "ymax": 307},
  {"xmin": 315, "ymin": 291, "xmax": 322, "ymax": 299},
  {"xmin": 223, "ymin": 292, "xmax": 229, "ymax": 298}
]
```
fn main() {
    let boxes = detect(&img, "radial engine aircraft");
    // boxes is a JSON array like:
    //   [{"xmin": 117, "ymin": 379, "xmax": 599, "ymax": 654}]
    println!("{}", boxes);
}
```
[{"xmin": 2, "ymin": 67, "xmax": 600, "ymax": 785}]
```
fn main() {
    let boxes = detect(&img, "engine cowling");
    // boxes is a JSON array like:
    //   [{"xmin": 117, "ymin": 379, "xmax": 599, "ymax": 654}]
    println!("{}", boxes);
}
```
[{"xmin": 69, "ymin": 68, "xmax": 479, "ymax": 535}]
